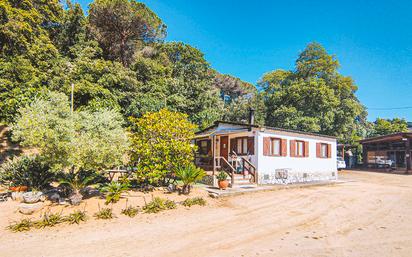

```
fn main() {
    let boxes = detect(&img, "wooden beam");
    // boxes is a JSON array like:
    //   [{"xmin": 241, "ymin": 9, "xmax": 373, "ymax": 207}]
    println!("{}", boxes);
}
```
[
  {"xmin": 406, "ymin": 138, "xmax": 411, "ymax": 173},
  {"xmin": 212, "ymin": 135, "xmax": 216, "ymax": 176}
]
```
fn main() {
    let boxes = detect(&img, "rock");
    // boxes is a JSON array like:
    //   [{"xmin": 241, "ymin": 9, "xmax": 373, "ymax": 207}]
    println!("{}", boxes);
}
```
[
  {"xmin": 208, "ymin": 193, "xmax": 219, "ymax": 198},
  {"xmin": 81, "ymin": 187, "xmax": 100, "ymax": 198},
  {"xmin": 22, "ymin": 191, "xmax": 44, "ymax": 203},
  {"xmin": 18, "ymin": 202, "xmax": 44, "ymax": 215},
  {"xmin": 166, "ymin": 184, "xmax": 176, "ymax": 193},
  {"xmin": 69, "ymin": 193, "xmax": 83, "ymax": 205},
  {"xmin": 47, "ymin": 192, "xmax": 61, "ymax": 203},
  {"xmin": 11, "ymin": 192, "xmax": 24, "ymax": 202}
]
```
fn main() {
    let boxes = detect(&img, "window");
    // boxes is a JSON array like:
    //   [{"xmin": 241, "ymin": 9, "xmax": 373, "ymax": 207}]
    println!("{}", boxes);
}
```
[
  {"xmin": 198, "ymin": 140, "xmax": 210, "ymax": 155},
  {"xmin": 271, "ymin": 138, "xmax": 281, "ymax": 156},
  {"xmin": 296, "ymin": 141, "xmax": 305, "ymax": 157},
  {"xmin": 232, "ymin": 137, "xmax": 254, "ymax": 155},
  {"xmin": 320, "ymin": 143, "xmax": 328, "ymax": 158}
]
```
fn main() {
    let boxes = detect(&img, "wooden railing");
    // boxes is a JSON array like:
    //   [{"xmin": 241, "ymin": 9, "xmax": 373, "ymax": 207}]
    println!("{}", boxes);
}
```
[
  {"xmin": 214, "ymin": 156, "xmax": 235, "ymax": 186},
  {"xmin": 241, "ymin": 157, "xmax": 257, "ymax": 183}
]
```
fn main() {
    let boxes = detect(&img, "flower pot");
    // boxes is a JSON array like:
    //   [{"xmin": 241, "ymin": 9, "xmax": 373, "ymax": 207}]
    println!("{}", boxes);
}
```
[
  {"xmin": 9, "ymin": 186, "xmax": 28, "ymax": 192},
  {"xmin": 218, "ymin": 180, "xmax": 229, "ymax": 190}
]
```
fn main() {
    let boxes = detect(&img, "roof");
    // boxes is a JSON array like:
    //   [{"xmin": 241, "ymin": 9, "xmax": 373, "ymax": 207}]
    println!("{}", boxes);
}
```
[
  {"xmin": 359, "ymin": 132, "xmax": 412, "ymax": 144},
  {"xmin": 196, "ymin": 121, "xmax": 337, "ymax": 139}
]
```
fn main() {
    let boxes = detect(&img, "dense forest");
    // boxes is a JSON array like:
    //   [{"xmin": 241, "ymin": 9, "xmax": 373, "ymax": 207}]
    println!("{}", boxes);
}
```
[{"xmin": 0, "ymin": 0, "xmax": 409, "ymax": 145}]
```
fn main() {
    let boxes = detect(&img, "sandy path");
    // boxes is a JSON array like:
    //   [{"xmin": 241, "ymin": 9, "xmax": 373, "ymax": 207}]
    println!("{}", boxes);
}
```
[{"xmin": 1, "ymin": 170, "xmax": 412, "ymax": 257}]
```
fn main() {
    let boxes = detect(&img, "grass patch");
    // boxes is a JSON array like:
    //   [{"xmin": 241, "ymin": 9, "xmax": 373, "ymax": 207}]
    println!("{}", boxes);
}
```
[
  {"xmin": 94, "ymin": 206, "xmax": 115, "ymax": 220},
  {"xmin": 121, "ymin": 206, "xmax": 139, "ymax": 217},
  {"xmin": 7, "ymin": 218, "xmax": 33, "ymax": 232},
  {"xmin": 34, "ymin": 212, "xmax": 64, "ymax": 229},
  {"xmin": 143, "ymin": 197, "xmax": 176, "ymax": 213},
  {"xmin": 64, "ymin": 210, "xmax": 87, "ymax": 224},
  {"xmin": 182, "ymin": 197, "xmax": 206, "ymax": 207}
]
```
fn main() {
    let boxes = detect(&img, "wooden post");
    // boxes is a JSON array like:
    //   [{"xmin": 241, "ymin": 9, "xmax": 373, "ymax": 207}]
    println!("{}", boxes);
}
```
[
  {"xmin": 406, "ymin": 138, "xmax": 411, "ymax": 174},
  {"xmin": 362, "ymin": 144, "xmax": 368, "ymax": 169},
  {"xmin": 212, "ymin": 135, "xmax": 216, "ymax": 176}
]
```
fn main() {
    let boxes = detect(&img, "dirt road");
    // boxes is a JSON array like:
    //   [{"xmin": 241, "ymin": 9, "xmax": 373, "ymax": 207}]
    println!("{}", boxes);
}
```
[{"xmin": 2, "ymin": 170, "xmax": 412, "ymax": 257}]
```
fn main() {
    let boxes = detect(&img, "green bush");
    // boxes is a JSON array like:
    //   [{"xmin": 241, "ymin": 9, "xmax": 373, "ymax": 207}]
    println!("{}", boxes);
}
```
[
  {"xmin": 0, "ymin": 155, "xmax": 55, "ymax": 190},
  {"xmin": 176, "ymin": 164, "xmax": 205, "ymax": 194},
  {"xmin": 143, "ymin": 197, "xmax": 176, "ymax": 213},
  {"xmin": 100, "ymin": 181, "xmax": 130, "ymax": 205},
  {"xmin": 217, "ymin": 171, "xmax": 228, "ymax": 181},
  {"xmin": 182, "ymin": 197, "xmax": 206, "ymax": 207}
]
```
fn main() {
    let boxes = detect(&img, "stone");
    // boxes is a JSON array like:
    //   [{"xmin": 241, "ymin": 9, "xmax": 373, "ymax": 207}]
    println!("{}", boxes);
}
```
[
  {"xmin": 11, "ymin": 192, "xmax": 24, "ymax": 202},
  {"xmin": 81, "ymin": 187, "xmax": 100, "ymax": 198},
  {"xmin": 22, "ymin": 191, "xmax": 44, "ymax": 204},
  {"xmin": 48, "ymin": 192, "xmax": 61, "ymax": 203},
  {"xmin": 18, "ymin": 202, "xmax": 44, "ymax": 215},
  {"xmin": 69, "ymin": 193, "xmax": 83, "ymax": 205}
]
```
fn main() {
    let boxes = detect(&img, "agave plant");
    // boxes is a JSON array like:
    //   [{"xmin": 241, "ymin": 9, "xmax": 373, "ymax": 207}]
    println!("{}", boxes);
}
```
[
  {"xmin": 59, "ymin": 170, "xmax": 99, "ymax": 205},
  {"xmin": 175, "ymin": 164, "xmax": 206, "ymax": 194},
  {"xmin": 100, "ymin": 181, "xmax": 130, "ymax": 205}
]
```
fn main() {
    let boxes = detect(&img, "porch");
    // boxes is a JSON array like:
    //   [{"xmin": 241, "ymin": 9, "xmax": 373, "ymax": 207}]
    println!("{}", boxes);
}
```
[{"xmin": 194, "ymin": 129, "xmax": 258, "ymax": 187}]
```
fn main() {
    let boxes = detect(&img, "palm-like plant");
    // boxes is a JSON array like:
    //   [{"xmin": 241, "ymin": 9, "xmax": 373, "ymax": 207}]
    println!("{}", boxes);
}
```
[
  {"xmin": 100, "ymin": 181, "xmax": 130, "ymax": 205},
  {"xmin": 175, "ymin": 164, "xmax": 206, "ymax": 194},
  {"xmin": 59, "ymin": 170, "xmax": 98, "ymax": 205}
]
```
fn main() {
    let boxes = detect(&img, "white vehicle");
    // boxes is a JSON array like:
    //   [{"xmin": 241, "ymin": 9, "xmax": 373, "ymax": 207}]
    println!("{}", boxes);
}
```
[
  {"xmin": 375, "ymin": 157, "xmax": 393, "ymax": 168},
  {"xmin": 337, "ymin": 157, "xmax": 346, "ymax": 170}
]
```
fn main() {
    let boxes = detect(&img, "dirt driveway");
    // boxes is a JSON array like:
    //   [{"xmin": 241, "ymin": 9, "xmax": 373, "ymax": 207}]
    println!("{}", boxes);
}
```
[{"xmin": 1, "ymin": 170, "xmax": 412, "ymax": 257}]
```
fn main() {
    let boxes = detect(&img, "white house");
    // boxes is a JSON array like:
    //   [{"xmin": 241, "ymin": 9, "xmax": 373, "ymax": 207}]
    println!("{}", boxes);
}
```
[{"xmin": 194, "ymin": 112, "xmax": 337, "ymax": 187}]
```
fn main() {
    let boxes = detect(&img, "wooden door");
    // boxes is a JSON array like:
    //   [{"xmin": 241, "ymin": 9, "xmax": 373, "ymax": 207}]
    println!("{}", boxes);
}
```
[{"xmin": 220, "ymin": 136, "xmax": 229, "ymax": 160}]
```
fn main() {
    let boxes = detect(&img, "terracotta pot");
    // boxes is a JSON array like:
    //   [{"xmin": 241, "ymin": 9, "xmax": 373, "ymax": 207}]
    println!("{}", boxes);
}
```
[
  {"xmin": 9, "ymin": 186, "xmax": 28, "ymax": 192},
  {"xmin": 218, "ymin": 180, "xmax": 229, "ymax": 190}
]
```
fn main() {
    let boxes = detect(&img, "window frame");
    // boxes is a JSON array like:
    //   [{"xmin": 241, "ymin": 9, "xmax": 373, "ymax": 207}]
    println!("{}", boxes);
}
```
[
  {"xmin": 320, "ymin": 143, "xmax": 328, "ymax": 158},
  {"xmin": 270, "ymin": 138, "xmax": 282, "ymax": 156},
  {"xmin": 295, "ymin": 140, "xmax": 305, "ymax": 157},
  {"xmin": 233, "ymin": 137, "xmax": 250, "ymax": 155}
]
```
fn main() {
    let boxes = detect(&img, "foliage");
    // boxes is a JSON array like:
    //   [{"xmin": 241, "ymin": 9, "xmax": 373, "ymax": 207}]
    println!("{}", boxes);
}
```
[
  {"xmin": 12, "ymin": 91, "xmax": 129, "ymax": 172},
  {"xmin": 94, "ymin": 206, "xmax": 115, "ymax": 219},
  {"xmin": 100, "ymin": 181, "xmax": 130, "ymax": 204},
  {"xmin": 217, "ymin": 171, "xmax": 228, "ymax": 181},
  {"xmin": 64, "ymin": 210, "xmax": 87, "ymax": 224},
  {"xmin": 143, "ymin": 197, "xmax": 176, "ymax": 213},
  {"xmin": 6, "ymin": 218, "xmax": 33, "ymax": 232},
  {"xmin": 34, "ymin": 212, "xmax": 64, "ymax": 229},
  {"xmin": 59, "ymin": 170, "xmax": 99, "ymax": 194},
  {"xmin": 259, "ymin": 42, "xmax": 367, "ymax": 143},
  {"xmin": 175, "ymin": 164, "xmax": 206, "ymax": 194},
  {"xmin": 0, "ymin": 155, "xmax": 55, "ymax": 190},
  {"xmin": 88, "ymin": 0, "xmax": 166, "ymax": 66},
  {"xmin": 369, "ymin": 118, "xmax": 409, "ymax": 137},
  {"xmin": 129, "ymin": 109, "xmax": 197, "ymax": 185},
  {"xmin": 121, "ymin": 206, "xmax": 139, "ymax": 217},
  {"xmin": 182, "ymin": 197, "xmax": 206, "ymax": 207}
]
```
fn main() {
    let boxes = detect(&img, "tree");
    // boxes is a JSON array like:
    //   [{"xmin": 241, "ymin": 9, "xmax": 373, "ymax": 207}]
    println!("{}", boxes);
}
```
[
  {"xmin": 369, "ymin": 118, "xmax": 409, "ymax": 137},
  {"xmin": 12, "ymin": 91, "xmax": 129, "ymax": 172},
  {"xmin": 88, "ymin": 0, "xmax": 166, "ymax": 66},
  {"xmin": 129, "ymin": 109, "xmax": 197, "ymax": 184},
  {"xmin": 260, "ymin": 42, "xmax": 367, "ymax": 143}
]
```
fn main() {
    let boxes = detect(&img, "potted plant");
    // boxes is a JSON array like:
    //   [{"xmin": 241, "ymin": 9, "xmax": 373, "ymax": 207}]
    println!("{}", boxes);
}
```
[{"xmin": 217, "ymin": 171, "xmax": 229, "ymax": 190}]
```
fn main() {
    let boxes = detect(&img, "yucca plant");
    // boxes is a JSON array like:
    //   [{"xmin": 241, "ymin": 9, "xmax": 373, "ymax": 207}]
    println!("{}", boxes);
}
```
[
  {"xmin": 175, "ymin": 164, "xmax": 206, "ymax": 194},
  {"xmin": 143, "ymin": 196, "xmax": 176, "ymax": 213},
  {"xmin": 65, "ymin": 210, "xmax": 87, "ymax": 224},
  {"xmin": 94, "ymin": 204, "xmax": 115, "ymax": 219},
  {"xmin": 34, "ymin": 212, "xmax": 64, "ymax": 229},
  {"xmin": 100, "ymin": 181, "xmax": 130, "ymax": 205},
  {"xmin": 182, "ymin": 197, "xmax": 207, "ymax": 207},
  {"xmin": 7, "ymin": 218, "xmax": 33, "ymax": 232},
  {"xmin": 59, "ymin": 170, "xmax": 99, "ymax": 205}
]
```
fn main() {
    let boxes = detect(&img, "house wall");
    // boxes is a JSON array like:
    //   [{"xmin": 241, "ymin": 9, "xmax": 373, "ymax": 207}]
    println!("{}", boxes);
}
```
[{"xmin": 256, "ymin": 130, "xmax": 337, "ymax": 184}]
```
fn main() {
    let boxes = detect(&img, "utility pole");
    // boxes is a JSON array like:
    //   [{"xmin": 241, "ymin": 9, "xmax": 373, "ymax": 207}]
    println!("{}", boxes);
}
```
[{"xmin": 71, "ymin": 83, "xmax": 74, "ymax": 114}]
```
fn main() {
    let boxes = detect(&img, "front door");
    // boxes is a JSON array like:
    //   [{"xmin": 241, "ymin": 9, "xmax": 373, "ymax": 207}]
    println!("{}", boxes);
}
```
[{"xmin": 220, "ymin": 136, "xmax": 229, "ymax": 160}]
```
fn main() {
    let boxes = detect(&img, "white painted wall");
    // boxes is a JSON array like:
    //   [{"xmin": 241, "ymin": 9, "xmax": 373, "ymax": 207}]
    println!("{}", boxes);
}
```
[{"xmin": 256, "ymin": 130, "xmax": 337, "ymax": 184}]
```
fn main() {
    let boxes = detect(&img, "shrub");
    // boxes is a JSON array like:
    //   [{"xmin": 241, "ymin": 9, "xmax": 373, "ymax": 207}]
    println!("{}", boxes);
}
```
[
  {"xmin": 129, "ymin": 109, "xmax": 197, "ymax": 185},
  {"xmin": 143, "ymin": 197, "xmax": 176, "ymax": 213},
  {"xmin": 121, "ymin": 206, "xmax": 139, "ymax": 217},
  {"xmin": 0, "ymin": 155, "xmax": 55, "ymax": 190},
  {"xmin": 34, "ymin": 212, "xmax": 64, "ymax": 229},
  {"xmin": 7, "ymin": 219, "xmax": 33, "ymax": 232},
  {"xmin": 59, "ymin": 170, "xmax": 100, "ymax": 205},
  {"xmin": 94, "ymin": 206, "xmax": 115, "ymax": 219},
  {"xmin": 176, "ymin": 164, "xmax": 205, "ymax": 194},
  {"xmin": 182, "ymin": 197, "xmax": 206, "ymax": 207},
  {"xmin": 65, "ymin": 210, "xmax": 87, "ymax": 224},
  {"xmin": 100, "ymin": 181, "xmax": 129, "ymax": 205}
]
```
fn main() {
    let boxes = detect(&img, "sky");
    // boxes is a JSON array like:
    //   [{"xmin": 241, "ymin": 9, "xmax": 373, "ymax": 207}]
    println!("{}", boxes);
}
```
[{"xmin": 77, "ymin": 0, "xmax": 412, "ymax": 121}]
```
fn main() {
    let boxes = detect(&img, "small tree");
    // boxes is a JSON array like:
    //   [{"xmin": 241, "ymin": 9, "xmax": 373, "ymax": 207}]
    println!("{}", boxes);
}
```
[
  {"xmin": 129, "ymin": 109, "xmax": 197, "ymax": 185},
  {"xmin": 12, "ymin": 91, "xmax": 129, "ymax": 172}
]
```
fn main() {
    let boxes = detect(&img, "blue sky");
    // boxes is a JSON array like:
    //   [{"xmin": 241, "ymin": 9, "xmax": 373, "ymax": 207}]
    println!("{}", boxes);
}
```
[{"xmin": 77, "ymin": 0, "xmax": 412, "ymax": 121}]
